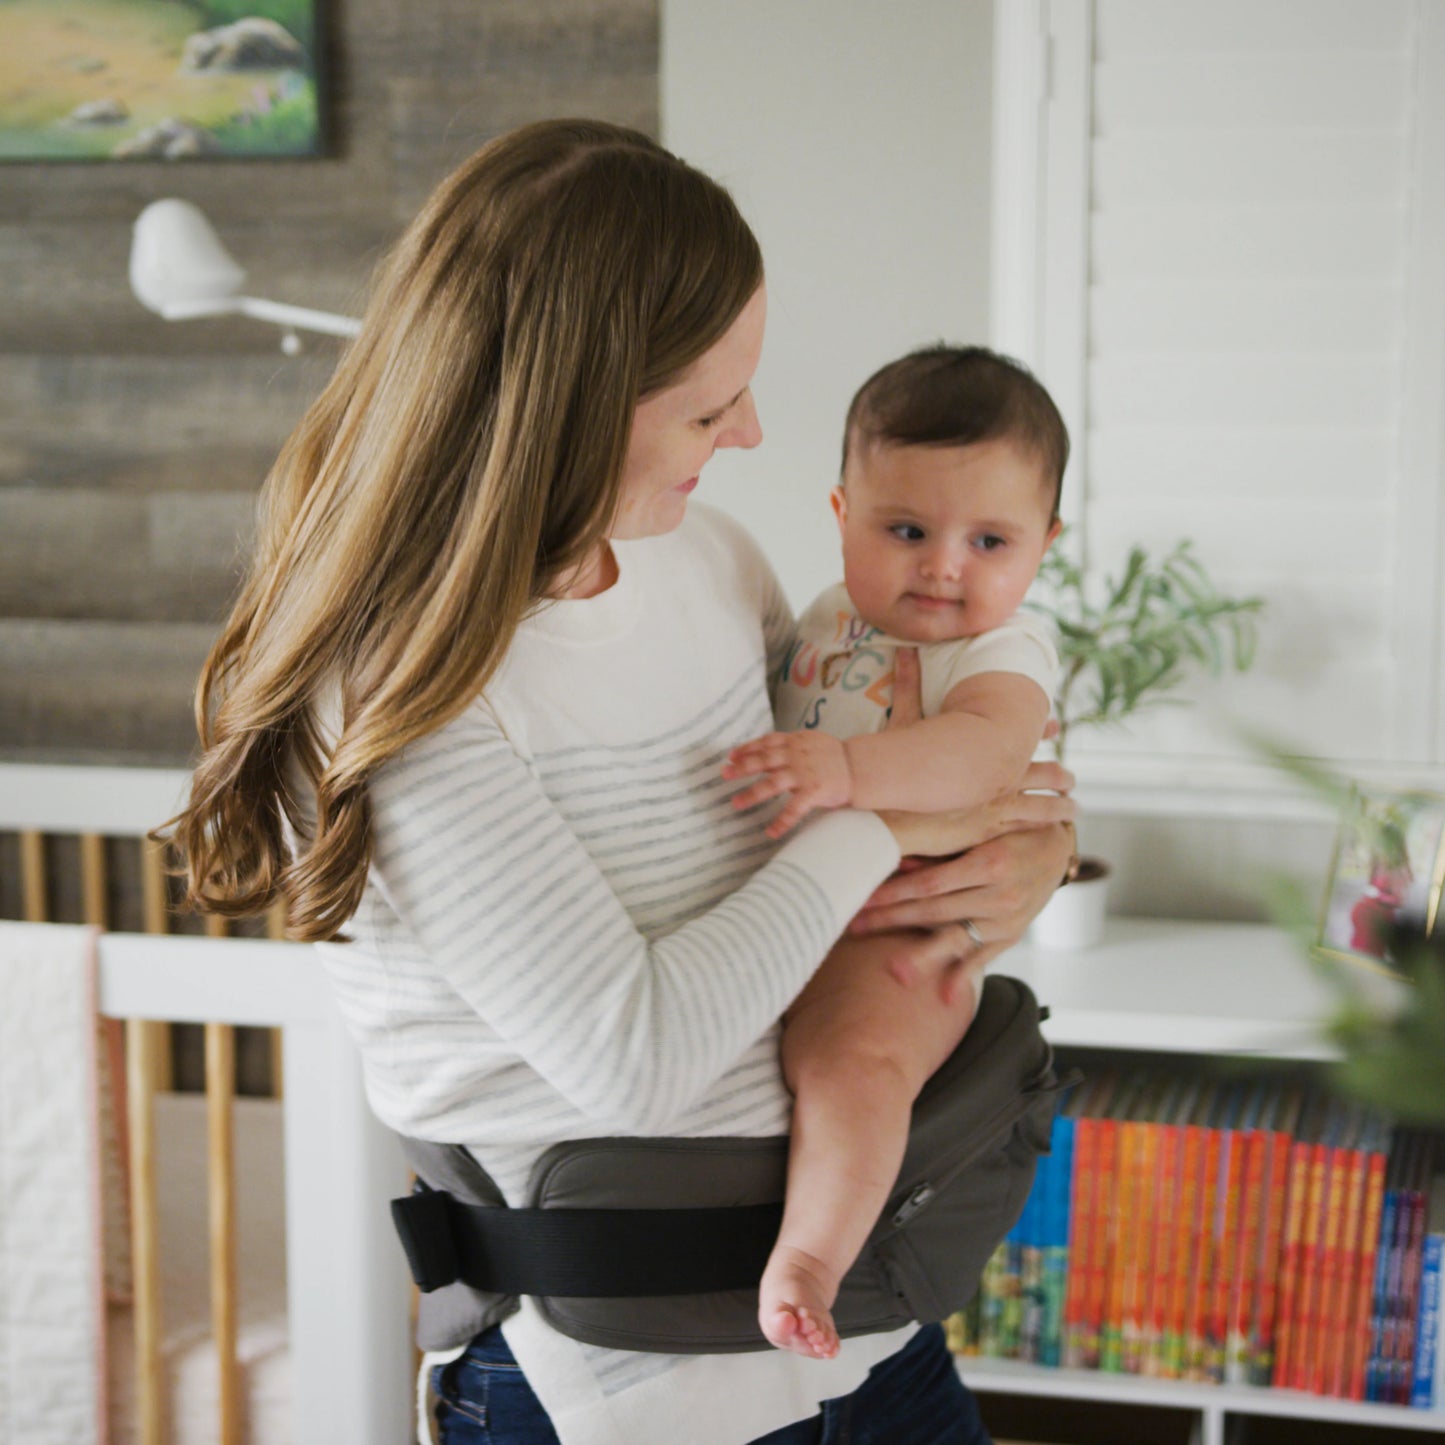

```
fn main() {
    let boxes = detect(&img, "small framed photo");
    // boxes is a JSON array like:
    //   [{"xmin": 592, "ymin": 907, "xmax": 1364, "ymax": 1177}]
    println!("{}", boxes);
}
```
[{"xmin": 1316, "ymin": 785, "xmax": 1445, "ymax": 976}]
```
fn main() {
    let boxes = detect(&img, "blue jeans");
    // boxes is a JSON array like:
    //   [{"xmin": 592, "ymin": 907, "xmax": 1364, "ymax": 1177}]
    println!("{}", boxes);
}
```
[{"xmin": 431, "ymin": 1323, "xmax": 991, "ymax": 1444}]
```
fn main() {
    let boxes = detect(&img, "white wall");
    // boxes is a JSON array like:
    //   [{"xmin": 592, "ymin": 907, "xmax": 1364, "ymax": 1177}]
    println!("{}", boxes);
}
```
[
  {"xmin": 658, "ymin": 0, "xmax": 1349, "ymax": 923},
  {"xmin": 660, "ymin": 0, "xmax": 995, "ymax": 612}
]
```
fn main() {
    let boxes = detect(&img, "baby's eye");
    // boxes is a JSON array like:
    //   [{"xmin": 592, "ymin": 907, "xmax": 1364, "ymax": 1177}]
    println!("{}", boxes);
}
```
[
  {"xmin": 888, "ymin": 523, "xmax": 925, "ymax": 542},
  {"xmin": 973, "ymin": 534, "xmax": 1007, "ymax": 552}
]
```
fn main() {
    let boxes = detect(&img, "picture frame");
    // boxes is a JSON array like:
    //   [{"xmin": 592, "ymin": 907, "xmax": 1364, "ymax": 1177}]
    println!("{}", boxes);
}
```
[
  {"xmin": 1315, "ymin": 785, "xmax": 1445, "ymax": 977},
  {"xmin": 0, "ymin": 1, "xmax": 326, "ymax": 162}
]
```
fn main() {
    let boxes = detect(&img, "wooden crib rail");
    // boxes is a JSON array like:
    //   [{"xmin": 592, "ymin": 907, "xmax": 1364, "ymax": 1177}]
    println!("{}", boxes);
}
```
[
  {"xmin": 99, "ymin": 932, "xmax": 413, "ymax": 1445},
  {"xmin": 2, "ymin": 767, "xmax": 412, "ymax": 1445}
]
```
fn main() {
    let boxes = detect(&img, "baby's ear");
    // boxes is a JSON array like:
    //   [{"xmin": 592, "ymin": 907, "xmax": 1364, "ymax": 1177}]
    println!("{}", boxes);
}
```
[
  {"xmin": 1043, "ymin": 516, "xmax": 1063, "ymax": 550},
  {"xmin": 829, "ymin": 485, "xmax": 848, "ymax": 535}
]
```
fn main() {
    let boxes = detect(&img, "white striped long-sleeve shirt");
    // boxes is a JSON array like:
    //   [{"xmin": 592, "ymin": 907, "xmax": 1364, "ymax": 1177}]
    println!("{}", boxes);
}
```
[{"xmin": 317, "ymin": 505, "xmax": 915, "ymax": 1445}]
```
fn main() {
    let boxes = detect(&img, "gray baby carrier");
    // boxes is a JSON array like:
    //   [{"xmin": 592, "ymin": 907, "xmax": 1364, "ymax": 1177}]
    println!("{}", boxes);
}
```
[{"xmin": 391, "ymin": 972, "xmax": 1071, "ymax": 1352}]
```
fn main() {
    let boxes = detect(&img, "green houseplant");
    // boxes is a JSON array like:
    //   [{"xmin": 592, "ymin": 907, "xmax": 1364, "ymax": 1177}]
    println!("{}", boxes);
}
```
[{"xmin": 1026, "ymin": 537, "xmax": 1265, "ymax": 944}]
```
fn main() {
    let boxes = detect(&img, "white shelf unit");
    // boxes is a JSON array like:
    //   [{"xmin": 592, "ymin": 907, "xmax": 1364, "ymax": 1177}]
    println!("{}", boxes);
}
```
[{"xmin": 961, "ymin": 918, "xmax": 1444, "ymax": 1445}]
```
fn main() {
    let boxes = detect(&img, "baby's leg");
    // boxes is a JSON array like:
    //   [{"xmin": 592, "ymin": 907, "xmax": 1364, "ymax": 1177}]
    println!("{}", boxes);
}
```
[{"xmin": 759, "ymin": 933, "xmax": 984, "ymax": 1358}]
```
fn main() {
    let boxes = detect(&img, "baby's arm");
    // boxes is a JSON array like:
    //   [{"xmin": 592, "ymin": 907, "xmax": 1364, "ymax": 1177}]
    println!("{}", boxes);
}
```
[{"xmin": 726, "ymin": 671, "xmax": 1051, "ymax": 837}]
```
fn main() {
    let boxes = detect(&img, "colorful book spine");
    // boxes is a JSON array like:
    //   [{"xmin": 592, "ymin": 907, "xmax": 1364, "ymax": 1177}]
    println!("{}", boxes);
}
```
[
  {"xmin": 1312, "ymin": 1109, "xmax": 1363, "ymax": 1395},
  {"xmin": 1271, "ymin": 1112, "xmax": 1318, "ymax": 1389},
  {"xmin": 1343, "ymin": 1126, "xmax": 1389, "ymax": 1400},
  {"xmin": 1247, "ymin": 1095, "xmax": 1298, "ymax": 1388},
  {"xmin": 1018, "ymin": 1164, "xmax": 1045, "ymax": 1365},
  {"xmin": 949, "ymin": 1288, "xmax": 984, "ymax": 1356},
  {"xmin": 1098, "ymin": 1108, "xmax": 1132, "ymax": 1373},
  {"xmin": 1226, "ymin": 1109, "xmax": 1265, "ymax": 1385},
  {"xmin": 977, "ymin": 1238, "xmax": 1011, "ymax": 1357},
  {"xmin": 1120, "ymin": 1116, "xmax": 1161, "ymax": 1374},
  {"xmin": 1392, "ymin": 1145, "xmax": 1434, "ymax": 1404},
  {"xmin": 1083, "ymin": 1107, "xmax": 1121, "ymax": 1371},
  {"xmin": 1411, "ymin": 1232, "xmax": 1443, "ymax": 1408},
  {"xmin": 1039, "ymin": 1114, "xmax": 1074, "ymax": 1369},
  {"xmin": 1183, "ymin": 1108, "xmax": 1223, "ymax": 1381},
  {"xmin": 1366, "ymin": 1173, "xmax": 1403, "ymax": 1402},
  {"xmin": 1144, "ymin": 1098, "xmax": 1186, "ymax": 1377},
  {"xmin": 1000, "ymin": 1231, "xmax": 1026, "ymax": 1360},
  {"xmin": 1206, "ymin": 1117, "xmax": 1241, "ymax": 1385},
  {"xmin": 1062, "ymin": 1111, "xmax": 1098, "ymax": 1369},
  {"xmin": 1163, "ymin": 1105, "xmax": 1209, "ymax": 1379},
  {"xmin": 1324, "ymin": 1118, "xmax": 1374, "ymax": 1396},
  {"xmin": 1284, "ymin": 1120, "xmax": 1332, "ymax": 1390}
]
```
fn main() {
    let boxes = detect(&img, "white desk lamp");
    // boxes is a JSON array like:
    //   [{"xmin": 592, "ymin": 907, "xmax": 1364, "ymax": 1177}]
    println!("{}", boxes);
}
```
[{"xmin": 130, "ymin": 198, "xmax": 362, "ymax": 353}]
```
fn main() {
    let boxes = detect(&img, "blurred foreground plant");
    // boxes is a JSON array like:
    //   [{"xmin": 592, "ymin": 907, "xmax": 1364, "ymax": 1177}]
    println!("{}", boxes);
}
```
[{"xmin": 1259, "ymin": 743, "xmax": 1445, "ymax": 1125}]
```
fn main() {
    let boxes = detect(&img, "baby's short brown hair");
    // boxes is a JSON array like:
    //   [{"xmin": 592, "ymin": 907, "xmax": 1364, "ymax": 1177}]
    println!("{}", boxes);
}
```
[{"xmin": 842, "ymin": 345, "xmax": 1070, "ymax": 519}]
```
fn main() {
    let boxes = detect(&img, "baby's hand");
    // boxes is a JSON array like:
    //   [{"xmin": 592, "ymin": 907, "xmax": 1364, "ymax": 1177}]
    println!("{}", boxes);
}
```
[{"xmin": 722, "ymin": 731, "xmax": 854, "ymax": 838}]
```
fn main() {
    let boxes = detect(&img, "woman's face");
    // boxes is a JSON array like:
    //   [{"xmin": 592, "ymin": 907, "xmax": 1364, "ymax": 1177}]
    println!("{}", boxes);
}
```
[{"xmin": 611, "ymin": 284, "xmax": 767, "ymax": 541}]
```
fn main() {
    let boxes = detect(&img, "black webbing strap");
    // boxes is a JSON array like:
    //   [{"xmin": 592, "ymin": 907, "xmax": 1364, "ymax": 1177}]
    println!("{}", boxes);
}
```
[{"xmin": 391, "ymin": 1185, "xmax": 784, "ymax": 1297}]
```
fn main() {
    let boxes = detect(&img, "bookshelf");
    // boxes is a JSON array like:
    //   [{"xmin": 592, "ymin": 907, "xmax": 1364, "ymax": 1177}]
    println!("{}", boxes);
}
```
[{"xmin": 963, "ymin": 918, "xmax": 1444, "ymax": 1445}]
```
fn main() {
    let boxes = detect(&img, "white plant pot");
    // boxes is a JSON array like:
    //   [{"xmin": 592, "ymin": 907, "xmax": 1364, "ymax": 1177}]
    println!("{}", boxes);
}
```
[{"xmin": 1029, "ymin": 857, "xmax": 1111, "ymax": 950}]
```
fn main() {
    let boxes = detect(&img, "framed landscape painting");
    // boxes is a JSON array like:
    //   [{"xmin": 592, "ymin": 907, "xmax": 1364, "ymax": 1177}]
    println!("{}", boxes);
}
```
[
  {"xmin": 0, "ymin": 0, "xmax": 324, "ymax": 160},
  {"xmin": 1316, "ymin": 785, "xmax": 1445, "ymax": 977}
]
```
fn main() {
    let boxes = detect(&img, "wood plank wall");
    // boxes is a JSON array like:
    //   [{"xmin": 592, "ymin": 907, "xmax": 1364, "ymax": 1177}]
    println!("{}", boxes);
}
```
[{"xmin": 0, "ymin": 0, "xmax": 658, "ymax": 765}]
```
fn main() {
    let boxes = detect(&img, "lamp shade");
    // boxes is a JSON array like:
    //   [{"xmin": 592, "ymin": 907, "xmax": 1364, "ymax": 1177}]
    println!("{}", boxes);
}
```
[{"xmin": 130, "ymin": 199, "xmax": 247, "ymax": 315}]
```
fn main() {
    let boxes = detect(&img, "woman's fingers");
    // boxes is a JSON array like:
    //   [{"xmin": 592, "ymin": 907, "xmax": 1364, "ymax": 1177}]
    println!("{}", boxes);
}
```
[
  {"xmin": 886, "ymin": 923, "xmax": 969, "ymax": 985},
  {"xmin": 995, "ymin": 789, "xmax": 1077, "ymax": 831},
  {"xmin": 853, "ymin": 822, "xmax": 1076, "ymax": 937},
  {"xmin": 885, "ymin": 928, "xmax": 1006, "ymax": 1004}
]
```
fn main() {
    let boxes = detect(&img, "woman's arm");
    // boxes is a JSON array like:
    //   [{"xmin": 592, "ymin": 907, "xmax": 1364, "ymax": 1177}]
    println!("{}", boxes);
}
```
[{"xmin": 367, "ymin": 705, "xmax": 903, "ymax": 1135}]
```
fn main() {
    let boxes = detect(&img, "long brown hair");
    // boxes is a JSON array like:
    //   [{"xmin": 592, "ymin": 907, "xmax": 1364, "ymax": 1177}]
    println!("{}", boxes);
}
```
[{"xmin": 170, "ymin": 119, "xmax": 764, "ymax": 941}]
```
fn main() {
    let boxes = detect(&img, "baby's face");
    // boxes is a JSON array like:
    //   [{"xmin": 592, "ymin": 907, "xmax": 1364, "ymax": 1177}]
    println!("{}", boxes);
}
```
[{"xmin": 833, "ymin": 437, "xmax": 1061, "ymax": 643}]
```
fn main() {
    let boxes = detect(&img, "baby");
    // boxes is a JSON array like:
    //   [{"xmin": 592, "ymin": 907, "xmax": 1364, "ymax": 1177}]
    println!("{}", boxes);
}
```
[{"xmin": 723, "ymin": 345, "xmax": 1066, "ymax": 1358}]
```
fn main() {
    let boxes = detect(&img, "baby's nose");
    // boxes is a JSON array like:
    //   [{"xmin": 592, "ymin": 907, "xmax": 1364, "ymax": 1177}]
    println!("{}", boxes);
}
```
[{"xmin": 921, "ymin": 545, "xmax": 966, "ymax": 580}]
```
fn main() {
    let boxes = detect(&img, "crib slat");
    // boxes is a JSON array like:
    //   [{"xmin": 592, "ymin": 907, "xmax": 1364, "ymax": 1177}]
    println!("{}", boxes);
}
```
[
  {"xmin": 267, "ymin": 901, "xmax": 287, "ymax": 1098},
  {"xmin": 80, "ymin": 831, "xmax": 107, "ymax": 926},
  {"xmin": 205, "ymin": 1013, "xmax": 241, "ymax": 1445},
  {"xmin": 140, "ymin": 837, "xmax": 169, "ymax": 935},
  {"xmin": 126, "ymin": 1016, "xmax": 166, "ymax": 1445},
  {"xmin": 19, "ymin": 829, "xmax": 47, "ymax": 922},
  {"xmin": 139, "ymin": 839, "xmax": 174, "ymax": 1092}
]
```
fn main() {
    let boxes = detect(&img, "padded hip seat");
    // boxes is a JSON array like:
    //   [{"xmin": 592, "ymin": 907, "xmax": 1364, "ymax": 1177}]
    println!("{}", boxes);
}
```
[{"xmin": 393, "ymin": 972, "xmax": 1071, "ymax": 1353}]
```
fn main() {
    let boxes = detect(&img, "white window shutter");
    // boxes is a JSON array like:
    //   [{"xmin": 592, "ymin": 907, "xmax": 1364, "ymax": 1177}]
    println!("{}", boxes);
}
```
[{"xmin": 995, "ymin": 0, "xmax": 1445, "ymax": 812}]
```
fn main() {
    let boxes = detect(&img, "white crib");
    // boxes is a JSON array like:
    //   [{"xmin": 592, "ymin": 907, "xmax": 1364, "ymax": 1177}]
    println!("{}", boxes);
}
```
[{"xmin": 2, "ymin": 763, "xmax": 414, "ymax": 1445}]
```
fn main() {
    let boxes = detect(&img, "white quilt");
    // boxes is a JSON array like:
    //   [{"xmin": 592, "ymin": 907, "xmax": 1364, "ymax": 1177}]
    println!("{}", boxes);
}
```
[{"xmin": 0, "ymin": 921, "xmax": 107, "ymax": 1444}]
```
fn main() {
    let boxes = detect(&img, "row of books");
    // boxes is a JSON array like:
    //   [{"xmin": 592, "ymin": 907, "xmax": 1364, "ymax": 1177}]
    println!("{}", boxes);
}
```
[{"xmin": 946, "ymin": 1066, "xmax": 1445, "ymax": 1408}]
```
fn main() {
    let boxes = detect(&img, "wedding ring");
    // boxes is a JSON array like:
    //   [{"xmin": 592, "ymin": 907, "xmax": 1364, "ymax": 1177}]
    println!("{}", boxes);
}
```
[{"xmin": 961, "ymin": 918, "xmax": 985, "ymax": 948}]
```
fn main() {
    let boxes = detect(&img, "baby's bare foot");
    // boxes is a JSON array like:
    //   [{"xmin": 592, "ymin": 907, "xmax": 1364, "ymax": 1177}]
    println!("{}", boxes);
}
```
[{"xmin": 759, "ymin": 1247, "xmax": 841, "ymax": 1360}]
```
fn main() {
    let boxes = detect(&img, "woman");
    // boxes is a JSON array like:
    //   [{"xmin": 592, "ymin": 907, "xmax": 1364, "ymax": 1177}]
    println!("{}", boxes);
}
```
[{"xmin": 174, "ymin": 119, "xmax": 1075, "ymax": 1445}]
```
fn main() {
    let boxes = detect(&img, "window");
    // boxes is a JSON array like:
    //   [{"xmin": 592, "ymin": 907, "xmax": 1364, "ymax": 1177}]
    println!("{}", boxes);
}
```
[{"xmin": 994, "ymin": 0, "xmax": 1445, "ymax": 812}]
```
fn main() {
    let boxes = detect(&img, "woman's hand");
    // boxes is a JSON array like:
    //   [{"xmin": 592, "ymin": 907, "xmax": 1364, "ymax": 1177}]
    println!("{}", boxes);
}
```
[
  {"xmin": 854, "ymin": 819, "xmax": 1077, "ymax": 942},
  {"xmin": 858, "ymin": 822, "xmax": 1076, "ymax": 1004}
]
